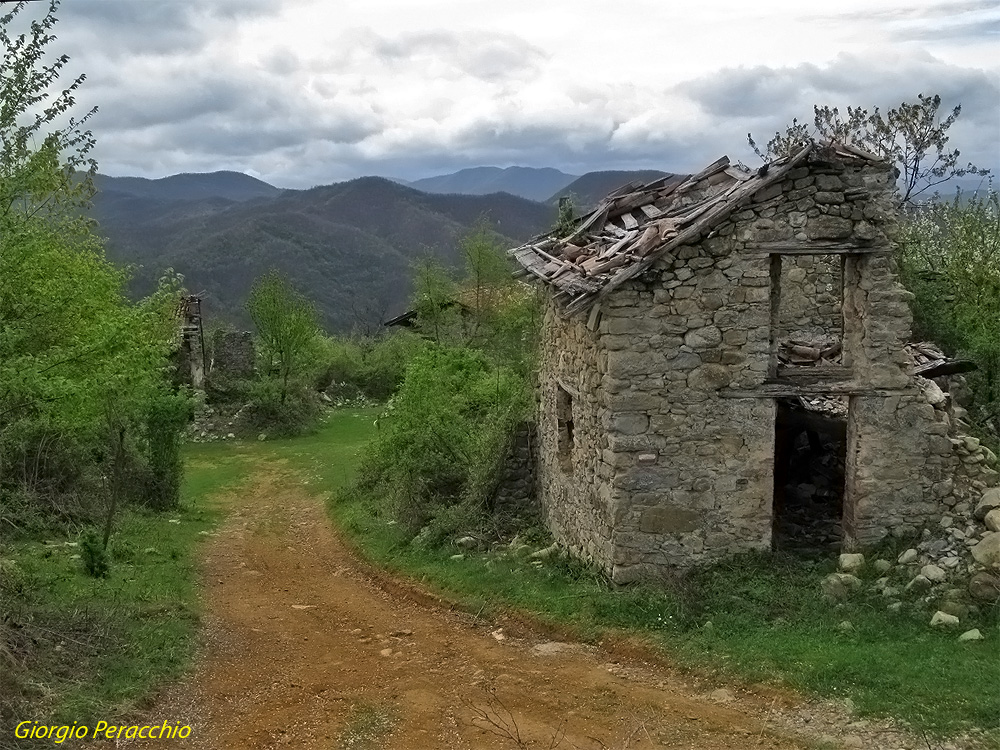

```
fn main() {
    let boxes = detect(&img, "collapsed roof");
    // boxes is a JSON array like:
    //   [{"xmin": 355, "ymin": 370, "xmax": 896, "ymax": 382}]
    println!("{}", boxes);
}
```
[{"xmin": 510, "ymin": 141, "xmax": 883, "ymax": 315}]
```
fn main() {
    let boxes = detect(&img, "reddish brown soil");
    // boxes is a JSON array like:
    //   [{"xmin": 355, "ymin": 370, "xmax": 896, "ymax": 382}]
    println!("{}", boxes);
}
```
[{"xmin": 100, "ymin": 465, "xmax": 813, "ymax": 750}]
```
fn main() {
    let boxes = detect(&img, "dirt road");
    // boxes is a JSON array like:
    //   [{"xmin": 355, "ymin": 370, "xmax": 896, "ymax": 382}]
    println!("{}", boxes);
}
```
[{"xmin": 104, "ymin": 463, "xmax": 815, "ymax": 750}]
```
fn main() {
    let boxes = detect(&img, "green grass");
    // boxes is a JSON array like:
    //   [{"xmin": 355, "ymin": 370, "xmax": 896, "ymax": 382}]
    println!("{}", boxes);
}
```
[
  {"xmin": 270, "ymin": 411, "xmax": 1000, "ymax": 739},
  {"xmin": 2, "ymin": 448, "xmax": 252, "ymax": 742},
  {"xmin": 7, "ymin": 409, "xmax": 996, "ymax": 744}
]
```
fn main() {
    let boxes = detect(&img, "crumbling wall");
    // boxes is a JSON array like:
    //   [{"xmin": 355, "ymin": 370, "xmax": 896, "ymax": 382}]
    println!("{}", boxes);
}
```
[
  {"xmin": 537, "ymin": 150, "xmax": 996, "ymax": 581},
  {"xmin": 492, "ymin": 422, "xmax": 537, "ymax": 516},
  {"xmin": 594, "ymin": 234, "xmax": 777, "ymax": 582},
  {"xmin": 535, "ymin": 300, "xmax": 614, "ymax": 570},
  {"xmin": 211, "ymin": 330, "xmax": 255, "ymax": 379}
]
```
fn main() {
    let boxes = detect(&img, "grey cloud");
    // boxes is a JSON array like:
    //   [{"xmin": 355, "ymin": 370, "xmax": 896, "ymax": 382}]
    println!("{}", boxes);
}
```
[
  {"xmin": 365, "ymin": 28, "xmax": 548, "ymax": 82},
  {"xmin": 680, "ymin": 54, "xmax": 999, "ymax": 172},
  {"xmin": 60, "ymin": 0, "xmax": 276, "ymax": 57}
]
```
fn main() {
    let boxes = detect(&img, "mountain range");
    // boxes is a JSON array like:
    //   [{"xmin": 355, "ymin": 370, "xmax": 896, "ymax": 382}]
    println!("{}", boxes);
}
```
[{"xmin": 92, "ymin": 166, "xmax": 673, "ymax": 333}]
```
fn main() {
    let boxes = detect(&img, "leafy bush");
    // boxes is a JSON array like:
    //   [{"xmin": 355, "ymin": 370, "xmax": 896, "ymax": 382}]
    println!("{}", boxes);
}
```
[
  {"xmin": 897, "ymin": 186, "xmax": 1000, "ymax": 431},
  {"xmin": 80, "ymin": 528, "xmax": 109, "ymax": 578},
  {"xmin": 240, "ymin": 378, "xmax": 322, "ymax": 438},
  {"xmin": 356, "ymin": 346, "xmax": 532, "ymax": 543},
  {"xmin": 143, "ymin": 391, "xmax": 193, "ymax": 510}
]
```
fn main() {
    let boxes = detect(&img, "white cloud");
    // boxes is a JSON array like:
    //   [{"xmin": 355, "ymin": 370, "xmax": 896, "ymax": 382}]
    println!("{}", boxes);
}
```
[{"xmin": 28, "ymin": 0, "xmax": 994, "ymax": 187}]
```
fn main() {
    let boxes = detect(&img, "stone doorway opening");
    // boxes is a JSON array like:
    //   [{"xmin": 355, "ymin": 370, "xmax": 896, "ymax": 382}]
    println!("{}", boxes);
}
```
[{"xmin": 772, "ymin": 397, "xmax": 848, "ymax": 554}]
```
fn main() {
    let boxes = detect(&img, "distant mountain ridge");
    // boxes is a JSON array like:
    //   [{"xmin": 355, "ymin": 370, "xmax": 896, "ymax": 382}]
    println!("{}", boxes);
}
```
[
  {"xmin": 92, "ymin": 174, "xmax": 555, "ymax": 333},
  {"xmin": 95, "ymin": 171, "xmax": 282, "ymax": 203},
  {"xmin": 91, "ymin": 165, "xmax": 675, "ymax": 334},
  {"xmin": 550, "ymin": 170, "xmax": 673, "ymax": 209},
  {"xmin": 409, "ymin": 166, "xmax": 579, "ymax": 202}
]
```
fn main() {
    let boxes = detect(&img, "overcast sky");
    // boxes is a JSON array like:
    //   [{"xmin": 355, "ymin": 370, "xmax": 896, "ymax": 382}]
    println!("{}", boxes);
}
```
[{"xmin": 38, "ymin": 0, "xmax": 1000, "ymax": 187}]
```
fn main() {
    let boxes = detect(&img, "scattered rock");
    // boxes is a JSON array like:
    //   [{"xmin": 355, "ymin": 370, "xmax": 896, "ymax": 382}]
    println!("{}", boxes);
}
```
[
  {"xmin": 920, "ymin": 564, "xmax": 946, "ymax": 583},
  {"xmin": 838, "ymin": 573, "xmax": 862, "ymax": 590},
  {"xmin": 985, "ymin": 508, "xmax": 1000, "ymax": 533},
  {"xmin": 820, "ymin": 574, "xmax": 848, "ymax": 601},
  {"xmin": 490, "ymin": 628, "xmax": 505, "ymax": 642},
  {"xmin": 897, "ymin": 548, "xmax": 918, "ymax": 565},
  {"xmin": 836, "ymin": 620, "xmax": 854, "ymax": 633},
  {"xmin": 529, "ymin": 543, "xmax": 560, "ymax": 560},
  {"xmin": 455, "ymin": 536, "xmax": 478, "ymax": 549},
  {"xmin": 929, "ymin": 611, "xmax": 960, "ymax": 628},
  {"xmin": 939, "ymin": 601, "xmax": 969, "ymax": 619},
  {"xmin": 226, "ymin": 432, "xmax": 236, "ymax": 439},
  {"xmin": 449, "ymin": 554, "xmax": 465, "ymax": 561},
  {"xmin": 532, "ymin": 641, "xmax": 573, "ymax": 656},
  {"xmin": 975, "ymin": 488, "xmax": 1000, "ymax": 520},
  {"xmin": 958, "ymin": 629, "xmax": 984, "ymax": 642},
  {"xmin": 708, "ymin": 688, "xmax": 734, "ymax": 703},
  {"xmin": 971, "ymin": 532, "xmax": 1000, "ymax": 566},
  {"xmin": 904, "ymin": 575, "xmax": 932, "ymax": 593},
  {"xmin": 838, "ymin": 553, "xmax": 865, "ymax": 573},
  {"xmin": 968, "ymin": 572, "xmax": 1000, "ymax": 602},
  {"xmin": 379, "ymin": 648, "xmax": 393, "ymax": 657},
  {"xmin": 873, "ymin": 559, "xmax": 892, "ymax": 574}
]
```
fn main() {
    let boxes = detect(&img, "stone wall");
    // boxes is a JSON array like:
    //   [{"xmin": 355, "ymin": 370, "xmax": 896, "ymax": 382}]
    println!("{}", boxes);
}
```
[
  {"xmin": 535, "ymin": 149, "xmax": 999, "ymax": 581},
  {"xmin": 777, "ymin": 255, "xmax": 842, "ymax": 343},
  {"xmin": 492, "ymin": 422, "xmax": 537, "ymax": 515},
  {"xmin": 536, "ymin": 301, "xmax": 615, "ymax": 570},
  {"xmin": 211, "ymin": 330, "xmax": 256, "ymax": 379}
]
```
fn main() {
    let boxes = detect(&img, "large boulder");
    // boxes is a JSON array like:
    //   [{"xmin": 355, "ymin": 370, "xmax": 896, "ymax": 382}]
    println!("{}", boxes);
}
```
[
  {"xmin": 971, "ymin": 532, "xmax": 1000, "ymax": 567},
  {"xmin": 968, "ymin": 572, "xmax": 1000, "ymax": 603},
  {"xmin": 975, "ymin": 488, "xmax": 1000, "ymax": 521}
]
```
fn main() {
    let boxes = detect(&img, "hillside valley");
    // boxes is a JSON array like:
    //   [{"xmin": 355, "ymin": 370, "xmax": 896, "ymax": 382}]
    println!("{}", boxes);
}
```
[{"xmin": 92, "ymin": 166, "xmax": 673, "ymax": 331}]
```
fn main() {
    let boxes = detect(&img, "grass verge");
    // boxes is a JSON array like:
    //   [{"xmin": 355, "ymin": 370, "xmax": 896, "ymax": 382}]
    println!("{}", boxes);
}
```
[
  {"xmin": 271, "ymin": 410, "xmax": 999, "ymax": 740},
  {"xmin": 1, "ymin": 445, "xmax": 251, "ymax": 747}
]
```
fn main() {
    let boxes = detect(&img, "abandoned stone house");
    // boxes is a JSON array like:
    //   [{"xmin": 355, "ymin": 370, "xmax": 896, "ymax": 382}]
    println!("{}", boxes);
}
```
[{"xmin": 510, "ymin": 140, "xmax": 997, "ymax": 584}]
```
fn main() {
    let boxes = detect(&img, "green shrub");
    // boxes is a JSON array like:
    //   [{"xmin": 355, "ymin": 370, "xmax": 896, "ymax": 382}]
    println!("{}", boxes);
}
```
[
  {"xmin": 143, "ymin": 391, "xmax": 192, "ymax": 510},
  {"xmin": 241, "ymin": 378, "xmax": 322, "ymax": 438},
  {"xmin": 898, "ymin": 187, "xmax": 1000, "ymax": 432},
  {"xmin": 356, "ymin": 345, "xmax": 531, "ymax": 542},
  {"xmin": 80, "ymin": 528, "xmax": 109, "ymax": 578}
]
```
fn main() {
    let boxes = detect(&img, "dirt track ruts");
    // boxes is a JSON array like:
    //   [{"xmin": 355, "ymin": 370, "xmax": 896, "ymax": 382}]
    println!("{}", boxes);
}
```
[{"xmin": 97, "ymin": 462, "xmax": 813, "ymax": 750}]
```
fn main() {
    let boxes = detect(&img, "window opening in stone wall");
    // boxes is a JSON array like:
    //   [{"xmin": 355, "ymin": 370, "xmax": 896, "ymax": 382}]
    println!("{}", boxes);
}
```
[
  {"xmin": 772, "ymin": 253, "xmax": 847, "ymax": 378},
  {"xmin": 556, "ymin": 385, "xmax": 574, "ymax": 472},
  {"xmin": 772, "ymin": 396, "xmax": 848, "ymax": 554}
]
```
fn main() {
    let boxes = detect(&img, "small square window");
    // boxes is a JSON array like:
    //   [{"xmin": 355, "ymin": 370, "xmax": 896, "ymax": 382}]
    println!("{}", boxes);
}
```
[{"xmin": 556, "ymin": 385, "xmax": 574, "ymax": 471}]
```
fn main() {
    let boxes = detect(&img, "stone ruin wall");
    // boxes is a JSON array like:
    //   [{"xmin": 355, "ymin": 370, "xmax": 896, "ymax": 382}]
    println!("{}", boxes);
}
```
[
  {"xmin": 778, "ymin": 255, "xmax": 842, "ymax": 342},
  {"xmin": 537, "ymin": 152, "xmax": 998, "ymax": 581},
  {"xmin": 211, "ymin": 330, "xmax": 256, "ymax": 379},
  {"xmin": 492, "ymin": 422, "xmax": 537, "ymax": 516},
  {"xmin": 535, "ymin": 302, "xmax": 616, "ymax": 570}
]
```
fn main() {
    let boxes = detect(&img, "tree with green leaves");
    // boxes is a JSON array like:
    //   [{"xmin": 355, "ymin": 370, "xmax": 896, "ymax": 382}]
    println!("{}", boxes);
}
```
[
  {"xmin": 246, "ymin": 271, "xmax": 322, "ymax": 404},
  {"xmin": 0, "ymin": 0, "xmax": 184, "ymax": 536},
  {"xmin": 749, "ymin": 95, "xmax": 990, "ymax": 203}
]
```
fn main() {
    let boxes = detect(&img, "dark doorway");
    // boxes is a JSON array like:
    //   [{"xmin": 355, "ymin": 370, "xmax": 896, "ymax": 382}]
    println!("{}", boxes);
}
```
[{"xmin": 772, "ymin": 398, "xmax": 848, "ymax": 554}]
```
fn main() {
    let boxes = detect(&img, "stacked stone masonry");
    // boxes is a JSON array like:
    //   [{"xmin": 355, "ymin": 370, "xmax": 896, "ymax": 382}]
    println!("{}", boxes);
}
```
[{"xmin": 528, "ymin": 149, "xmax": 998, "ymax": 583}]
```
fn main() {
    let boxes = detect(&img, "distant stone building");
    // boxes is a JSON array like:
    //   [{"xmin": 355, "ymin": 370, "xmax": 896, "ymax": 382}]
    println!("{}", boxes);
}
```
[
  {"xmin": 211, "ymin": 329, "xmax": 256, "ymax": 379},
  {"xmin": 510, "ymin": 141, "xmax": 996, "ymax": 583}
]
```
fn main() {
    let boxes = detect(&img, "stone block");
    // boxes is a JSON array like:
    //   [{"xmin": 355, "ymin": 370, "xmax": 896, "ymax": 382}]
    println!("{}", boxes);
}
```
[
  {"xmin": 806, "ymin": 215, "xmax": 853, "ymax": 240},
  {"xmin": 639, "ymin": 505, "xmax": 701, "ymax": 534}
]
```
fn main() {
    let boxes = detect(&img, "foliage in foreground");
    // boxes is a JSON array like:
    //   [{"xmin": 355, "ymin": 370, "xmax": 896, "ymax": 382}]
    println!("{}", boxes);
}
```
[
  {"xmin": 349, "ymin": 223, "xmax": 541, "ymax": 546},
  {"xmin": 0, "ymin": 0, "xmax": 187, "ymax": 536},
  {"xmin": 358, "ymin": 346, "xmax": 533, "ymax": 545},
  {"xmin": 0, "ymin": 448, "xmax": 243, "ymax": 744},
  {"xmin": 897, "ymin": 187, "xmax": 1000, "ymax": 434}
]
